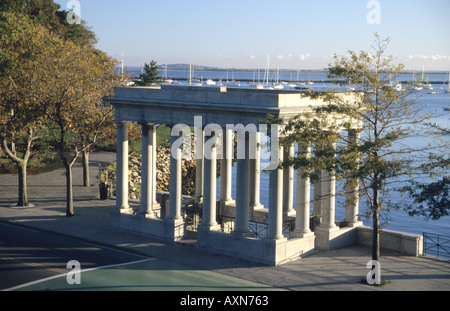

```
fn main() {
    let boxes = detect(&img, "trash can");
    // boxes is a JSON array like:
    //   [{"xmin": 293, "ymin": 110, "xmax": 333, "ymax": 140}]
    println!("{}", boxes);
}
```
[{"xmin": 99, "ymin": 182, "xmax": 110, "ymax": 200}]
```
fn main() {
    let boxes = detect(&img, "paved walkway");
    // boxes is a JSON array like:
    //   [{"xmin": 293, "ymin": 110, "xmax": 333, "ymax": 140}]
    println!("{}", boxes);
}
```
[{"xmin": 1, "ymin": 152, "xmax": 449, "ymax": 291}]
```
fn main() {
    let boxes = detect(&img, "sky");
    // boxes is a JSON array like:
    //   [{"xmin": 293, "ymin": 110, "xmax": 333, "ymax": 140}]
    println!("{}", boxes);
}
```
[{"xmin": 54, "ymin": 0, "xmax": 450, "ymax": 70}]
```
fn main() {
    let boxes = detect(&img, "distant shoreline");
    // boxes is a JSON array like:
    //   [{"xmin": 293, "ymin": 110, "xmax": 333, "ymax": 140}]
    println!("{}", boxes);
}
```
[{"xmin": 120, "ymin": 64, "xmax": 450, "ymax": 75}]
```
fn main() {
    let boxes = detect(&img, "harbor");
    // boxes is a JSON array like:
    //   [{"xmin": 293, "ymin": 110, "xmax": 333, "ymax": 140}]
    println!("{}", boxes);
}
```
[{"xmin": 123, "ymin": 66, "xmax": 450, "ymax": 93}]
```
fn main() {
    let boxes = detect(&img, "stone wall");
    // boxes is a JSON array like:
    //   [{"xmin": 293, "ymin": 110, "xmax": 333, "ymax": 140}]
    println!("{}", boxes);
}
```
[
  {"xmin": 103, "ymin": 135, "xmax": 235, "ymax": 201},
  {"xmin": 102, "ymin": 146, "xmax": 197, "ymax": 200}
]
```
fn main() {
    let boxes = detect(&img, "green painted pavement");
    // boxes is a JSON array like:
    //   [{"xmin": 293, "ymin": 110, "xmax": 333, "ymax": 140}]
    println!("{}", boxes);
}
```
[{"xmin": 12, "ymin": 258, "xmax": 285, "ymax": 291}]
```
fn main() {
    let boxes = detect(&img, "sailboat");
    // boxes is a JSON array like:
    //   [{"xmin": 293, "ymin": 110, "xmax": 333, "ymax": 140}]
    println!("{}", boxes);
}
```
[
  {"xmin": 273, "ymin": 67, "xmax": 284, "ymax": 89},
  {"xmin": 162, "ymin": 64, "xmax": 173, "ymax": 84},
  {"xmin": 293, "ymin": 69, "xmax": 306, "ymax": 89},
  {"xmin": 421, "ymin": 66, "xmax": 433, "ymax": 90},
  {"xmin": 443, "ymin": 73, "xmax": 450, "ymax": 94},
  {"xmin": 224, "ymin": 71, "xmax": 240, "ymax": 87},
  {"xmin": 205, "ymin": 79, "xmax": 216, "ymax": 85},
  {"xmin": 423, "ymin": 81, "xmax": 433, "ymax": 90},
  {"xmin": 412, "ymin": 67, "xmax": 423, "ymax": 91},
  {"xmin": 258, "ymin": 54, "xmax": 271, "ymax": 89},
  {"xmin": 307, "ymin": 72, "xmax": 314, "ymax": 85},
  {"xmin": 188, "ymin": 65, "xmax": 202, "ymax": 86}
]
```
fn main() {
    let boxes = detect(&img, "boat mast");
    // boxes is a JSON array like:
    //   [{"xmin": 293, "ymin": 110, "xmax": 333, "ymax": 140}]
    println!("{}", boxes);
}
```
[{"xmin": 189, "ymin": 64, "xmax": 192, "ymax": 86}]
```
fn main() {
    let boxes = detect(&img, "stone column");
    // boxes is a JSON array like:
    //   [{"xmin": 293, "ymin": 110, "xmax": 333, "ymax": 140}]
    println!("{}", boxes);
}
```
[
  {"xmin": 283, "ymin": 144, "xmax": 295, "ymax": 215},
  {"xmin": 201, "ymin": 133, "xmax": 220, "ymax": 230},
  {"xmin": 344, "ymin": 129, "xmax": 363, "ymax": 227},
  {"xmin": 267, "ymin": 144, "xmax": 284, "ymax": 240},
  {"xmin": 194, "ymin": 131, "xmax": 204, "ymax": 203},
  {"xmin": 233, "ymin": 132, "xmax": 252, "ymax": 237},
  {"xmin": 292, "ymin": 143, "xmax": 314, "ymax": 238},
  {"xmin": 139, "ymin": 123, "xmax": 156, "ymax": 217},
  {"xmin": 313, "ymin": 175, "xmax": 322, "ymax": 219},
  {"xmin": 249, "ymin": 132, "xmax": 263, "ymax": 209},
  {"xmin": 115, "ymin": 121, "xmax": 131, "ymax": 212},
  {"xmin": 163, "ymin": 126, "xmax": 186, "ymax": 241},
  {"xmin": 314, "ymin": 138, "xmax": 340, "ymax": 250},
  {"xmin": 319, "ymin": 140, "xmax": 337, "ymax": 229},
  {"xmin": 219, "ymin": 129, "xmax": 234, "ymax": 204},
  {"xmin": 168, "ymin": 130, "xmax": 182, "ymax": 220},
  {"xmin": 152, "ymin": 124, "xmax": 159, "ymax": 209}
]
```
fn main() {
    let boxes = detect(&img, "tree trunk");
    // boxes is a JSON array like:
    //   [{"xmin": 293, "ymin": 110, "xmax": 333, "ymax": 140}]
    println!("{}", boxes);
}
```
[
  {"xmin": 82, "ymin": 148, "xmax": 90, "ymax": 187},
  {"xmin": 2, "ymin": 137, "xmax": 32, "ymax": 207},
  {"xmin": 65, "ymin": 164, "xmax": 74, "ymax": 217},
  {"xmin": 372, "ymin": 184, "xmax": 380, "ymax": 262},
  {"xmin": 17, "ymin": 162, "xmax": 29, "ymax": 207}
]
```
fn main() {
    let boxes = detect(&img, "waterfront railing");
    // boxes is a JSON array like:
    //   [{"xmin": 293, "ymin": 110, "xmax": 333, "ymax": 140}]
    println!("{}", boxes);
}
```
[{"xmin": 423, "ymin": 232, "xmax": 450, "ymax": 259}]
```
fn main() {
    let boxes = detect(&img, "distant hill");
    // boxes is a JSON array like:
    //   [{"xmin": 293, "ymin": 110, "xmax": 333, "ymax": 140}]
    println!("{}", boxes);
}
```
[
  {"xmin": 160, "ymin": 64, "xmax": 220, "ymax": 70},
  {"xmin": 159, "ymin": 64, "xmax": 330, "ymax": 73}
]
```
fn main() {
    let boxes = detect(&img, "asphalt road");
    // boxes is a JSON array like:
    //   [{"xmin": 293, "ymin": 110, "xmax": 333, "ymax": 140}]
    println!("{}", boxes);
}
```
[
  {"xmin": 0, "ymin": 222, "xmax": 149, "ymax": 290},
  {"xmin": 0, "ymin": 222, "xmax": 278, "ymax": 291}
]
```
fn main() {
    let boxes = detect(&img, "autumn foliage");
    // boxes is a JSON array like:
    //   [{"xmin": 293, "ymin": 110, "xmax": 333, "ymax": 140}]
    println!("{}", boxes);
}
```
[{"xmin": 0, "ymin": 10, "xmax": 122, "ymax": 215}]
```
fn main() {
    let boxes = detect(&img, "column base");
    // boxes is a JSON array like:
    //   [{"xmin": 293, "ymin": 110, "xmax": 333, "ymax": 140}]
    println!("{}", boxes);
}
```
[
  {"xmin": 250, "ymin": 203, "xmax": 264, "ymax": 211},
  {"xmin": 164, "ymin": 217, "xmax": 185, "ymax": 241},
  {"xmin": 315, "ymin": 225, "xmax": 344, "ymax": 250},
  {"xmin": 290, "ymin": 230, "xmax": 315, "ymax": 239},
  {"xmin": 316, "ymin": 224, "xmax": 340, "ymax": 232},
  {"xmin": 231, "ymin": 229, "xmax": 255, "ymax": 238},
  {"xmin": 198, "ymin": 223, "xmax": 221, "ymax": 232},
  {"xmin": 284, "ymin": 210, "xmax": 296, "ymax": 218},
  {"xmin": 219, "ymin": 199, "xmax": 235, "ymax": 206},
  {"xmin": 137, "ymin": 211, "xmax": 158, "ymax": 219},
  {"xmin": 118, "ymin": 207, "xmax": 134, "ymax": 214},
  {"xmin": 263, "ymin": 235, "xmax": 288, "ymax": 241},
  {"xmin": 152, "ymin": 202, "xmax": 161, "ymax": 209},
  {"xmin": 342, "ymin": 221, "xmax": 364, "ymax": 228},
  {"xmin": 193, "ymin": 195, "xmax": 203, "ymax": 204}
]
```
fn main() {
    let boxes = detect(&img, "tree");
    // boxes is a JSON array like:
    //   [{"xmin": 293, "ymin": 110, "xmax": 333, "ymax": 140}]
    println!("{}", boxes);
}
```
[
  {"xmin": 0, "ymin": 0, "xmax": 62, "ymax": 31},
  {"xmin": 0, "ymin": 0, "xmax": 97, "ymax": 47},
  {"xmin": 77, "ymin": 51, "xmax": 119, "ymax": 188},
  {"xmin": 0, "ymin": 12, "xmax": 58, "ymax": 206},
  {"xmin": 44, "ymin": 40, "xmax": 121, "ymax": 216},
  {"xmin": 137, "ymin": 60, "xmax": 163, "ymax": 86},
  {"xmin": 278, "ymin": 34, "xmax": 446, "ymax": 266},
  {"xmin": 0, "ymin": 4, "xmax": 116, "ymax": 213},
  {"xmin": 401, "ymin": 153, "xmax": 450, "ymax": 220}
]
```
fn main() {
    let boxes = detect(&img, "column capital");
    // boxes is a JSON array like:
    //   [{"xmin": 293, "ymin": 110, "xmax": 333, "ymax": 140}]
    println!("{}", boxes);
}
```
[
  {"xmin": 114, "ymin": 120, "xmax": 129, "ymax": 125},
  {"xmin": 138, "ymin": 121, "xmax": 157, "ymax": 126}
]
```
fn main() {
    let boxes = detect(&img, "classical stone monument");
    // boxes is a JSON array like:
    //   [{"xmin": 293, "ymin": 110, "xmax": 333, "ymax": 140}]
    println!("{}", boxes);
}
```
[{"xmin": 106, "ymin": 85, "xmax": 422, "ymax": 266}]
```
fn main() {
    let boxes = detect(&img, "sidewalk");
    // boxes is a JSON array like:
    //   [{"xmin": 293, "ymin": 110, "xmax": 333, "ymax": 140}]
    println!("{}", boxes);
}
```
[{"xmin": 1, "ymin": 152, "xmax": 449, "ymax": 291}]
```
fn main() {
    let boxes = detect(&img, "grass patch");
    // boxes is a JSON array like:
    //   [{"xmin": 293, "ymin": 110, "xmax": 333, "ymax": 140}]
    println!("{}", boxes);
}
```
[
  {"xmin": 157, "ymin": 125, "xmax": 171, "ymax": 147},
  {"xmin": 359, "ymin": 277, "xmax": 391, "ymax": 287}
]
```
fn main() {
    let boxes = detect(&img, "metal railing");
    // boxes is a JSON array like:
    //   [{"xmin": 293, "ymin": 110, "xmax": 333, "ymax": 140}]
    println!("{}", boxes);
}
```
[
  {"xmin": 186, "ymin": 211, "xmax": 296, "ymax": 239},
  {"xmin": 184, "ymin": 203, "xmax": 203, "ymax": 232},
  {"xmin": 423, "ymin": 232, "xmax": 450, "ymax": 259}
]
